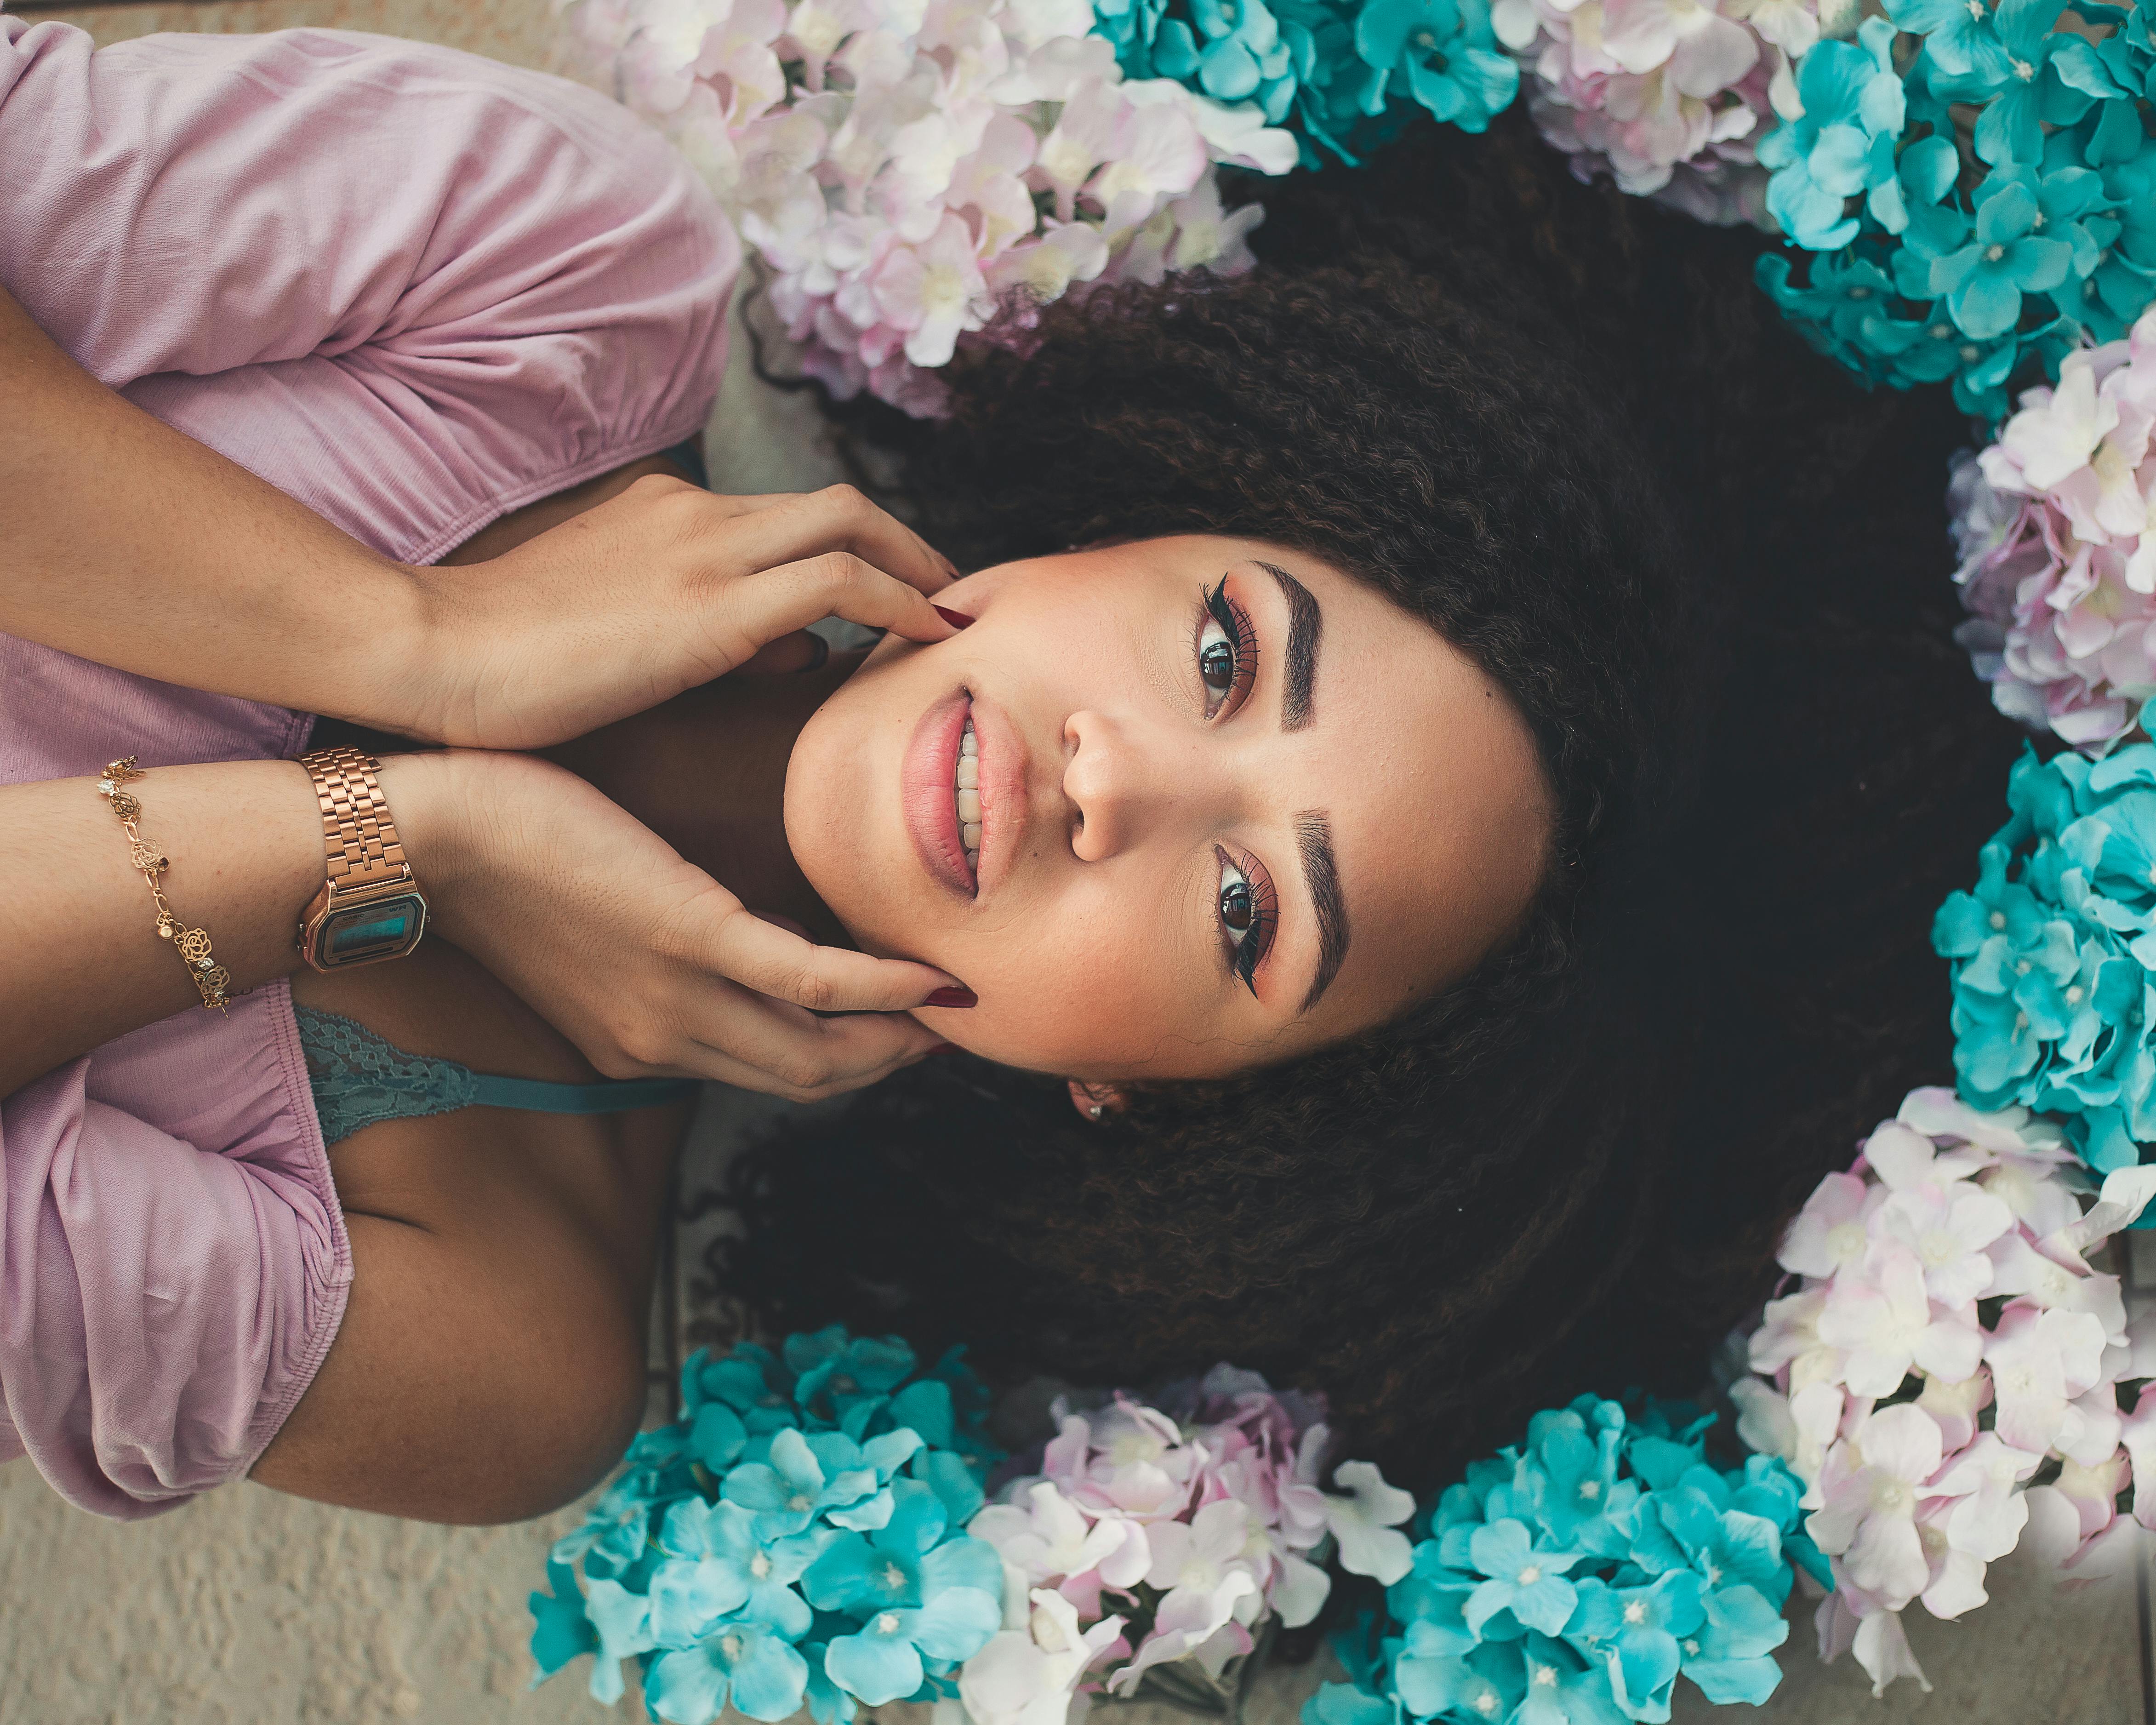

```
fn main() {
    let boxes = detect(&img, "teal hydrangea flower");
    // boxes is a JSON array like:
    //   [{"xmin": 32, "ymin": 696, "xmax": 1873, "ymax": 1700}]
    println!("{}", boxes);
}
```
[
  {"xmin": 1759, "ymin": 17, "xmax": 1908, "ymax": 252},
  {"xmin": 1935, "ymin": 742, "xmax": 2156, "ymax": 1179},
  {"xmin": 1925, "ymin": 172, "xmax": 2078, "ymax": 337},
  {"xmin": 647, "ymin": 1618, "xmax": 812, "ymax": 1724},
  {"xmin": 1754, "ymin": 0, "xmax": 2156, "ymax": 423},
  {"xmin": 528, "ymin": 1328, "xmax": 1003, "ymax": 1723},
  {"xmin": 1352, "ymin": 0, "xmax": 1517, "ymax": 135},
  {"xmin": 1099, "ymin": 0, "xmax": 1517, "ymax": 169},
  {"xmin": 1150, "ymin": 0, "xmax": 1302, "ymax": 120},
  {"xmin": 1303, "ymin": 1396, "xmax": 1812, "ymax": 1725}
]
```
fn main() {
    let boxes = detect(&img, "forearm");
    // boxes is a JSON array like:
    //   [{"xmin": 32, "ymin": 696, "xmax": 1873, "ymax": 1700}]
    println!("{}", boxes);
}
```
[
  {"xmin": 0, "ymin": 752, "xmax": 466, "ymax": 1097},
  {"xmin": 0, "ymin": 285, "xmax": 435, "ymax": 734}
]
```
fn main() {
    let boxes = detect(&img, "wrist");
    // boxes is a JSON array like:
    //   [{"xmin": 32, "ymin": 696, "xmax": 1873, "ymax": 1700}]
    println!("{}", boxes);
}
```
[
  {"xmin": 306, "ymin": 556, "xmax": 445, "ymax": 742},
  {"xmin": 369, "ymin": 749, "xmax": 482, "ymax": 931},
  {"xmin": 393, "ymin": 565, "xmax": 471, "ymax": 745}
]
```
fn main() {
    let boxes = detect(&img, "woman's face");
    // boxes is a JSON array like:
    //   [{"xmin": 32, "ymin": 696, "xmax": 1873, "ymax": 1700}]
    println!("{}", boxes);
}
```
[{"xmin": 784, "ymin": 535, "xmax": 1554, "ymax": 1080}]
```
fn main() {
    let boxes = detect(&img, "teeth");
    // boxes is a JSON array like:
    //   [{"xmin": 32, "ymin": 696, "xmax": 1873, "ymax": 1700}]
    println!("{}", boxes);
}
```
[{"xmin": 958, "ymin": 720, "xmax": 980, "ymax": 877}]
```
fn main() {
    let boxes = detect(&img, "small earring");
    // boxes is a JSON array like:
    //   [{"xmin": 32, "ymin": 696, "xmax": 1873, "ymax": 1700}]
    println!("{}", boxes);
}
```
[{"xmin": 1088, "ymin": 1102, "xmax": 1104, "ymax": 1120}]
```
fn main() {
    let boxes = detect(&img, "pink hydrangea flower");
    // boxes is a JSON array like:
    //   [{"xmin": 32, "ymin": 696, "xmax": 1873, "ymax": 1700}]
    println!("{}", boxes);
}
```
[
  {"xmin": 564, "ymin": 0, "xmax": 1295, "ymax": 415},
  {"xmin": 959, "ymin": 1370, "xmax": 1411, "ymax": 1724},
  {"xmin": 1806, "ymin": 1403, "xmax": 1949, "ymax": 1610},
  {"xmin": 1737, "ymin": 1089, "xmax": 2156, "ymax": 1695},
  {"xmin": 1953, "ymin": 308, "xmax": 2156, "ymax": 749},
  {"xmin": 1493, "ymin": 0, "xmax": 1798, "ymax": 225}
]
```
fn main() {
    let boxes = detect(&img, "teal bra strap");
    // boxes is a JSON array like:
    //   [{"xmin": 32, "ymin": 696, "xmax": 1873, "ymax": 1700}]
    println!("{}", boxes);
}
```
[
  {"xmin": 463, "ymin": 1071, "xmax": 701, "ymax": 1114},
  {"xmin": 293, "ymin": 1004, "xmax": 696, "ymax": 1147}
]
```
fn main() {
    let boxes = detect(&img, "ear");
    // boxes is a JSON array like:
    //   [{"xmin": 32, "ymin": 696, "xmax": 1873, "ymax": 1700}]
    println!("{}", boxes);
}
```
[{"xmin": 1066, "ymin": 1080, "xmax": 1129, "ymax": 1123}]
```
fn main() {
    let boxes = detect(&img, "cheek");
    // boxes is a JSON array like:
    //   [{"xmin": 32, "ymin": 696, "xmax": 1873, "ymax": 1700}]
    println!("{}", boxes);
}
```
[{"xmin": 917, "ymin": 893, "xmax": 1180, "ymax": 1073}]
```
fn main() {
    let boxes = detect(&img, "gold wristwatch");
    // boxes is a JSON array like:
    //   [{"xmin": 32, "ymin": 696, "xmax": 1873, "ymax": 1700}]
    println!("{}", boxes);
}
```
[{"xmin": 295, "ymin": 746, "xmax": 429, "ymax": 971}]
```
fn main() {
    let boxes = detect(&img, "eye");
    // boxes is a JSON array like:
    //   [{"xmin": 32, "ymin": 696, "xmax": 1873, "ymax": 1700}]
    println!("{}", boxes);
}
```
[
  {"xmin": 1195, "ymin": 577, "xmax": 1258, "ymax": 720},
  {"xmin": 1213, "ymin": 843, "xmax": 1278, "ymax": 997}
]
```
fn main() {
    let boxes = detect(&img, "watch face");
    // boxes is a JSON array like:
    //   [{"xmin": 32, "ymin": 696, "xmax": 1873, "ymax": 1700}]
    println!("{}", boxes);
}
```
[{"xmin": 317, "ymin": 894, "xmax": 427, "ymax": 967}]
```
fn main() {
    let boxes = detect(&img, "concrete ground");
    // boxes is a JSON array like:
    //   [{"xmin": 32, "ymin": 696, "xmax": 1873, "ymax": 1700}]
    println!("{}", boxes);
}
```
[{"xmin": 8, "ymin": 0, "xmax": 2156, "ymax": 1718}]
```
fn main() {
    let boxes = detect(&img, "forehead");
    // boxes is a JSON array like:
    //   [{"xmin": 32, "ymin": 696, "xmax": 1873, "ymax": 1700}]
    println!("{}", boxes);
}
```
[{"xmin": 1253, "ymin": 548, "xmax": 1554, "ymax": 1034}]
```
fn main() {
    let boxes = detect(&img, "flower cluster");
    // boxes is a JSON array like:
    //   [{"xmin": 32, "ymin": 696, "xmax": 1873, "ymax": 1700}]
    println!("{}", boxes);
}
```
[
  {"xmin": 530, "ymin": 1328, "xmax": 1004, "ymax": 1723},
  {"xmin": 1734, "ymin": 1088, "xmax": 2156, "ymax": 1693},
  {"xmin": 1492, "ymin": 0, "xmax": 1818, "ymax": 227},
  {"xmin": 1950, "ymin": 307, "xmax": 2156, "ymax": 748},
  {"xmin": 960, "ymin": 1365, "xmax": 1417, "ymax": 1725},
  {"xmin": 1932, "ymin": 741, "xmax": 2156, "ymax": 1172},
  {"xmin": 1755, "ymin": 0, "xmax": 2156, "ymax": 420},
  {"xmin": 1095, "ymin": 0, "xmax": 1519, "ymax": 169},
  {"xmin": 1304, "ymin": 1396, "xmax": 1813, "ymax": 1725},
  {"xmin": 564, "ymin": 0, "xmax": 1297, "ymax": 414}
]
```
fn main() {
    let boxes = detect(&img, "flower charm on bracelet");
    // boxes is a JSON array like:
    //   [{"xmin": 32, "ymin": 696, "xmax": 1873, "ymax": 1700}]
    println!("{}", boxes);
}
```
[{"xmin": 96, "ymin": 756, "xmax": 233, "ymax": 1012}]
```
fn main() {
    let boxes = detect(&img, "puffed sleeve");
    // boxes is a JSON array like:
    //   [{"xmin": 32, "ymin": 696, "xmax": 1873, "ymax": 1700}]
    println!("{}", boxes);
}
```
[
  {"xmin": 0, "ymin": 17, "xmax": 736, "ymax": 563},
  {"xmin": 0, "ymin": 987, "xmax": 349, "ymax": 1520}
]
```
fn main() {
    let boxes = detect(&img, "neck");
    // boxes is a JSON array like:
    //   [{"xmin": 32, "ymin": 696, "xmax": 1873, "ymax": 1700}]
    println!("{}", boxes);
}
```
[{"xmin": 544, "ymin": 656, "xmax": 860, "ymax": 947}]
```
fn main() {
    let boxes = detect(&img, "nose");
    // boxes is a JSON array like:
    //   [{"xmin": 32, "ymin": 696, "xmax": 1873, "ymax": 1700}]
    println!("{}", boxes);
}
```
[{"xmin": 1061, "ymin": 708, "xmax": 1203, "ymax": 862}]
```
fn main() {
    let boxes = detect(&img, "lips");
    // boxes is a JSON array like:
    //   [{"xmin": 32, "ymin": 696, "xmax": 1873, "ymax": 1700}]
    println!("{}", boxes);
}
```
[{"xmin": 901, "ymin": 688, "xmax": 976, "ymax": 898}]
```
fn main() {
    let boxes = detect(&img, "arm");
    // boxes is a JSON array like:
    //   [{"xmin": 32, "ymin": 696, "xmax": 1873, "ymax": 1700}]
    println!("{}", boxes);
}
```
[
  {"xmin": 0, "ymin": 284, "xmax": 437, "ymax": 737},
  {"xmin": 0, "ymin": 20, "xmax": 959, "ymax": 745},
  {"xmin": 3, "ymin": 743, "xmax": 964, "ymax": 1104},
  {"xmin": 0, "ymin": 753, "xmax": 412, "ymax": 1101}
]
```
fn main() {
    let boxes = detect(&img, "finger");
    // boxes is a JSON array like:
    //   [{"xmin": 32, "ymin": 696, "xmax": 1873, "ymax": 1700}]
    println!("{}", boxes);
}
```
[
  {"xmin": 734, "ymin": 630, "xmax": 830, "ymax": 675},
  {"xmin": 713, "ymin": 484, "xmax": 959, "ymax": 596},
  {"xmin": 704, "ymin": 904, "xmax": 971, "ymax": 1013},
  {"xmin": 722, "ymin": 550, "xmax": 962, "ymax": 661},
  {"xmin": 690, "ymin": 1005, "xmax": 948, "ymax": 1099}
]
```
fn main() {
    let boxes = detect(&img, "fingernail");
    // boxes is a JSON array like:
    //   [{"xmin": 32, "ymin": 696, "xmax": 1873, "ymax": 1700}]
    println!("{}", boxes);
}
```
[
  {"xmin": 933, "ymin": 605, "xmax": 975, "ymax": 631},
  {"xmin": 924, "ymin": 986, "xmax": 978, "ymax": 1008},
  {"xmin": 926, "ymin": 1041, "xmax": 960, "ymax": 1056},
  {"xmin": 796, "ymin": 634, "xmax": 831, "ymax": 673}
]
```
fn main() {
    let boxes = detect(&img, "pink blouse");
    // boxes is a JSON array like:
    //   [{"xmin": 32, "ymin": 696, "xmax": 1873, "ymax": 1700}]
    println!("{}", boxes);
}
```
[{"xmin": 0, "ymin": 18, "xmax": 736, "ymax": 1517}]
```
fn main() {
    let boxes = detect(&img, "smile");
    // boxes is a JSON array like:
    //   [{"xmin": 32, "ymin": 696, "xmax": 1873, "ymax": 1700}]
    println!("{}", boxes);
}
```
[
  {"xmin": 956, "ymin": 716, "xmax": 980, "ymax": 874},
  {"xmin": 901, "ymin": 688, "xmax": 980, "ymax": 899}
]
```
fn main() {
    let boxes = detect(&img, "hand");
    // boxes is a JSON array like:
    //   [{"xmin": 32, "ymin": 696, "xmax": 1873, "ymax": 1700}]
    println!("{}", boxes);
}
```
[
  {"xmin": 406, "ymin": 480, "xmax": 964, "ymax": 750},
  {"xmin": 382, "ymin": 749, "xmax": 962, "ymax": 1100}
]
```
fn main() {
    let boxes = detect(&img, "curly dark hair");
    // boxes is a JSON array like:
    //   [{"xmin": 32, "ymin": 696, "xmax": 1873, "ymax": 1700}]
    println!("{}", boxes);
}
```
[{"xmin": 695, "ymin": 109, "xmax": 2023, "ymax": 1491}]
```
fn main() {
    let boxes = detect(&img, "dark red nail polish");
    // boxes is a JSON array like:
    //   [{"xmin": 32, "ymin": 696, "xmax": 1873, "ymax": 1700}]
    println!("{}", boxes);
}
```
[
  {"xmin": 924, "ymin": 986, "xmax": 978, "ymax": 1008},
  {"xmin": 934, "ymin": 605, "xmax": 975, "ymax": 630},
  {"xmin": 926, "ymin": 1041, "xmax": 960, "ymax": 1056},
  {"xmin": 797, "ymin": 634, "xmax": 830, "ymax": 673}
]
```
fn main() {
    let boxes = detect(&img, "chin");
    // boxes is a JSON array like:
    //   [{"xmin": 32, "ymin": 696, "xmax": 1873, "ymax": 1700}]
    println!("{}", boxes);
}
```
[{"xmin": 783, "ymin": 687, "xmax": 906, "ymax": 954}]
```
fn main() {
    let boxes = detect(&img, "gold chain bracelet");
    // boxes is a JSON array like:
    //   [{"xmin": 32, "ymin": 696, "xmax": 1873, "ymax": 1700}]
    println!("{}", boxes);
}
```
[{"xmin": 96, "ymin": 757, "xmax": 233, "ymax": 1012}]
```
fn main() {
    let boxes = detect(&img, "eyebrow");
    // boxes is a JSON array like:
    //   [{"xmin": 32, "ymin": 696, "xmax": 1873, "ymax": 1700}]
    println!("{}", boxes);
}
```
[
  {"xmin": 1295, "ymin": 810, "xmax": 1351, "ymax": 1013},
  {"xmin": 1256, "ymin": 560, "xmax": 1321, "ymax": 731}
]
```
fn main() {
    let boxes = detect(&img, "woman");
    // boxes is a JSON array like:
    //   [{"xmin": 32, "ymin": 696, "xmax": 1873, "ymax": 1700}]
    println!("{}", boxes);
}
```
[
  {"xmin": 0, "ymin": 15, "xmax": 1541, "ymax": 1525},
  {"xmin": 684, "ymin": 130, "xmax": 2025, "ymax": 1492},
  {"xmin": 0, "ymin": 16, "xmax": 2008, "ymax": 1527}
]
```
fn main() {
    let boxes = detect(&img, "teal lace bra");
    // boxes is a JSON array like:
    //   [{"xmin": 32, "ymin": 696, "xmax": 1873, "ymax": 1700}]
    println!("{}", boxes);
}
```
[{"xmin": 294, "ymin": 1005, "xmax": 698, "ymax": 1148}]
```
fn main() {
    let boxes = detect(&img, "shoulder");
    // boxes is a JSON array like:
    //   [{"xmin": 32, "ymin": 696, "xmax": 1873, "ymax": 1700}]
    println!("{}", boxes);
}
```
[{"xmin": 128, "ymin": 28, "xmax": 736, "ymax": 276}]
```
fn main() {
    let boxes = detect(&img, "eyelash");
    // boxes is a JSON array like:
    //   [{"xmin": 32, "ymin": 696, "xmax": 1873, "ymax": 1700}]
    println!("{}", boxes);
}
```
[
  {"xmin": 1213, "ymin": 843, "xmax": 1278, "ymax": 997},
  {"xmin": 1195, "ymin": 577, "xmax": 1259, "ymax": 720}
]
